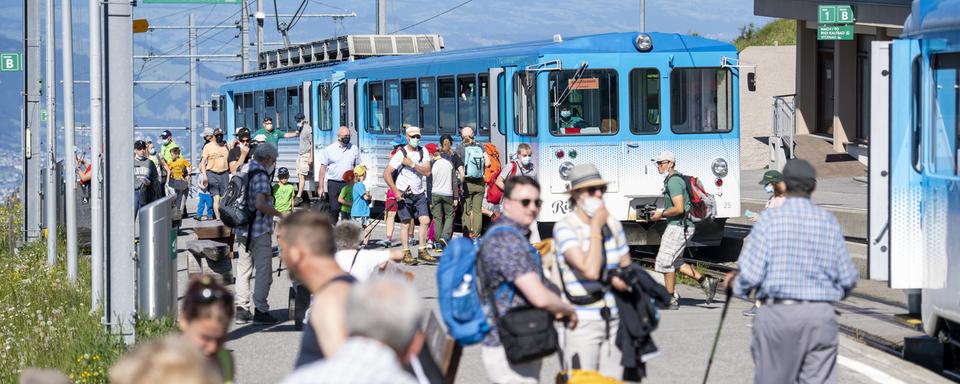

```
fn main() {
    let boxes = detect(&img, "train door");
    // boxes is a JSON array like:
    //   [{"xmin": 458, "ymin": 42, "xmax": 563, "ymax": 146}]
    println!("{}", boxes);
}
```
[
  {"xmin": 488, "ymin": 67, "xmax": 508, "ymax": 165},
  {"xmin": 868, "ymin": 41, "xmax": 891, "ymax": 281}
]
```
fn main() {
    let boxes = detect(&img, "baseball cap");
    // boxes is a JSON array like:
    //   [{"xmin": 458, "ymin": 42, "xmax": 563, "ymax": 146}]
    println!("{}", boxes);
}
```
[
  {"xmin": 405, "ymin": 126, "xmax": 421, "ymax": 137},
  {"xmin": 353, "ymin": 164, "xmax": 366, "ymax": 178},
  {"xmin": 159, "ymin": 130, "xmax": 172, "ymax": 139},
  {"xmin": 237, "ymin": 127, "xmax": 251, "ymax": 139},
  {"xmin": 134, "ymin": 140, "xmax": 147, "ymax": 150},
  {"xmin": 253, "ymin": 134, "xmax": 267, "ymax": 143},
  {"xmin": 295, "ymin": 112, "xmax": 305, "ymax": 121},
  {"xmin": 277, "ymin": 167, "xmax": 290, "ymax": 178},
  {"xmin": 263, "ymin": 117, "xmax": 273, "ymax": 123},
  {"xmin": 652, "ymin": 150, "xmax": 676, "ymax": 163},
  {"xmin": 782, "ymin": 159, "xmax": 817, "ymax": 191},
  {"xmin": 213, "ymin": 128, "xmax": 224, "ymax": 136},
  {"xmin": 425, "ymin": 143, "xmax": 438, "ymax": 156},
  {"xmin": 758, "ymin": 170, "xmax": 784, "ymax": 185},
  {"xmin": 202, "ymin": 128, "xmax": 214, "ymax": 137}
]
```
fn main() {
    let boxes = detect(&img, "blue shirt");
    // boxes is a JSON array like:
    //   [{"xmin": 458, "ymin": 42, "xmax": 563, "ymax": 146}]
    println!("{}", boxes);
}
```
[
  {"xmin": 319, "ymin": 142, "xmax": 360, "ymax": 182},
  {"xmin": 351, "ymin": 182, "xmax": 370, "ymax": 218},
  {"xmin": 734, "ymin": 197, "xmax": 859, "ymax": 302}
]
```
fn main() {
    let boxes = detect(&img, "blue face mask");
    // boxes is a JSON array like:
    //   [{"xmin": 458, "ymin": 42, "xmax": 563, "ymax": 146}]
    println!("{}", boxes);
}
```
[
  {"xmin": 764, "ymin": 184, "xmax": 774, "ymax": 194},
  {"xmin": 560, "ymin": 110, "xmax": 571, "ymax": 118},
  {"xmin": 409, "ymin": 138, "xmax": 421, "ymax": 148}
]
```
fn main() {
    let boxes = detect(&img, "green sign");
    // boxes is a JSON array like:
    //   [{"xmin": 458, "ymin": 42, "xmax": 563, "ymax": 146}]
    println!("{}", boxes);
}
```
[
  {"xmin": 0, "ymin": 53, "xmax": 22, "ymax": 72},
  {"xmin": 169, "ymin": 228, "xmax": 177, "ymax": 260},
  {"xmin": 818, "ymin": 25, "xmax": 855, "ymax": 40},
  {"xmin": 40, "ymin": 109, "xmax": 47, "ymax": 122},
  {"xmin": 142, "ymin": 0, "xmax": 239, "ymax": 3},
  {"xmin": 818, "ymin": 5, "xmax": 855, "ymax": 24}
]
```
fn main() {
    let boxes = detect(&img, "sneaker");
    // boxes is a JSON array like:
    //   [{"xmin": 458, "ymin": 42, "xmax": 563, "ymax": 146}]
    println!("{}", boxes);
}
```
[
  {"xmin": 437, "ymin": 238, "xmax": 448, "ymax": 249},
  {"xmin": 235, "ymin": 307, "xmax": 253, "ymax": 324},
  {"xmin": 418, "ymin": 248, "xmax": 438, "ymax": 264},
  {"xmin": 401, "ymin": 249, "xmax": 419, "ymax": 266},
  {"xmin": 701, "ymin": 277, "xmax": 719, "ymax": 305},
  {"xmin": 409, "ymin": 239, "xmax": 419, "ymax": 247},
  {"xmin": 253, "ymin": 309, "xmax": 280, "ymax": 325},
  {"xmin": 294, "ymin": 196, "xmax": 304, "ymax": 206},
  {"xmin": 742, "ymin": 305, "xmax": 758, "ymax": 317},
  {"xmin": 378, "ymin": 239, "xmax": 393, "ymax": 248},
  {"xmin": 666, "ymin": 297, "xmax": 680, "ymax": 310}
]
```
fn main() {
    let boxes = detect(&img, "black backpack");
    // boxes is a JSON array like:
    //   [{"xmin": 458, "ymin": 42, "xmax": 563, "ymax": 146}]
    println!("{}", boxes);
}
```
[
  {"xmin": 220, "ymin": 168, "xmax": 269, "ymax": 228},
  {"xmin": 391, "ymin": 146, "xmax": 426, "ymax": 182}
]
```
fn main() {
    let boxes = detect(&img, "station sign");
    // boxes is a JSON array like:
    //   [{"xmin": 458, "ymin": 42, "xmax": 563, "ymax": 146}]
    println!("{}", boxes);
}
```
[
  {"xmin": 0, "ymin": 53, "xmax": 22, "ymax": 72},
  {"xmin": 817, "ymin": 5, "xmax": 855, "ymax": 41},
  {"xmin": 818, "ymin": 25, "xmax": 855, "ymax": 40}
]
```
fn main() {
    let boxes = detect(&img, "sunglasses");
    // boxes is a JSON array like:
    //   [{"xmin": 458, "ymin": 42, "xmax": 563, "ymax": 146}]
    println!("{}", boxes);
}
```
[
  {"xmin": 188, "ymin": 279, "xmax": 231, "ymax": 304},
  {"xmin": 656, "ymin": 161, "xmax": 670, "ymax": 165},
  {"xmin": 410, "ymin": 134, "xmax": 421, "ymax": 139},
  {"xmin": 512, "ymin": 198, "xmax": 543, "ymax": 208},
  {"xmin": 585, "ymin": 186, "xmax": 607, "ymax": 194}
]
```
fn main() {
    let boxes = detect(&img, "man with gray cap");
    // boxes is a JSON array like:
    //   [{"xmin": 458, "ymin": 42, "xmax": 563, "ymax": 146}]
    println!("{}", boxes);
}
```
[{"xmin": 724, "ymin": 159, "xmax": 859, "ymax": 384}]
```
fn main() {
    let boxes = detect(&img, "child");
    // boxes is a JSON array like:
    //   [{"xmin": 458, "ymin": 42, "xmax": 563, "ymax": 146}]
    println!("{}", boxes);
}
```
[
  {"xmin": 272, "ymin": 167, "xmax": 295, "ymax": 216},
  {"xmin": 337, "ymin": 170, "xmax": 355, "ymax": 222},
  {"xmin": 196, "ymin": 175, "xmax": 214, "ymax": 221},
  {"xmin": 351, "ymin": 165, "xmax": 372, "ymax": 244},
  {"xmin": 166, "ymin": 147, "xmax": 192, "ymax": 219}
]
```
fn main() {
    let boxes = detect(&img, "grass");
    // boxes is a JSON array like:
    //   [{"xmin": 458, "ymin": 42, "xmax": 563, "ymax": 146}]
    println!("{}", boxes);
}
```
[
  {"xmin": 0, "ymin": 201, "xmax": 179, "ymax": 383},
  {"xmin": 733, "ymin": 19, "xmax": 797, "ymax": 51}
]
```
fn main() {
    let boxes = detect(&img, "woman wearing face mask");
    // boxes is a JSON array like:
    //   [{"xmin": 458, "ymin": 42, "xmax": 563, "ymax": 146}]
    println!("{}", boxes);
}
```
[{"xmin": 551, "ymin": 163, "xmax": 632, "ymax": 380}]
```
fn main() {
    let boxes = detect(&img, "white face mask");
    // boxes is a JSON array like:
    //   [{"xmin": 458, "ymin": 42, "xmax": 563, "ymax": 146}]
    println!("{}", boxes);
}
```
[
  {"xmin": 764, "ymin": 184, "xmax": 774, "ymax": 194},
  {"xmin": 560, "ymin": 110, "xmax": 572, "ymax": 118},
  {"xmin": 580, "ymin": 197, "xmax": 603, "ymax": 217},
  {"xmin": 520, "ymin": 156, "xmax": 531, "ymax": 166}
]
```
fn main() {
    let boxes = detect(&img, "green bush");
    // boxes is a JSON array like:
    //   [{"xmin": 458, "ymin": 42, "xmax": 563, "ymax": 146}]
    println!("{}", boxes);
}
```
[
  {"xmin": 0, "ymin": 202, "xmax": 179, "ymax": 383},
  {"xmin": 734, "ymin": 19, "xmax": 797, "ymax": 51}
]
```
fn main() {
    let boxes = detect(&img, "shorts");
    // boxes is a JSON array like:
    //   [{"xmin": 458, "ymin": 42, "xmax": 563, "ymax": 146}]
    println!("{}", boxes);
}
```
[
  {"xmin": 206, "ymin": 171, "xmax": 229, "ymax": 197},
  {"xmin": 655, "ymin": 225, "xmax": 695, "ymax": 273},
  {"xmin": 296, "ymin": 153, "xmax": 312, "ymax": 176},
  {"xmin": 352, "ymin": 216, "xmax": 370, "ymax": 228},
  {"xmin": 397, "ymin": 192, "xmax": 429, "ymax": 222},
  {"xmin": 385, "ymin": 198, "xmax": 398, "ymax": 212}
]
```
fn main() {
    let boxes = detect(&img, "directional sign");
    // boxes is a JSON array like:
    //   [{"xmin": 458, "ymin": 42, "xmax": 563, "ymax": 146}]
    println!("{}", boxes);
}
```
[
  {"xmin": 818, "ymin": 25, "xmax": 855, "ymax": 40},
  {"xmin": 40, "ymin": 109, "xmax": 47, "ymax": 122},
  {"xmin": 0, "ymin": 53, "xmax": 22, "ymax": 72},
  {"xmin": 142, "ymin": 0, "xmax": 239, "ymax": 3},
  {"xmin": 133, "ymin": 19, "xmax": 150, "ymax": 34},
  {"xmin": 818, "ymin": 5, "xmax": 855, "ymax": 24}
]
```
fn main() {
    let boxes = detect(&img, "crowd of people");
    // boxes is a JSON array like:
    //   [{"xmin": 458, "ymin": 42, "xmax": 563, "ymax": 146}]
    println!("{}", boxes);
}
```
[{"xmin": 105, "ymin": 116, "xmax": 861, "ymax": 384}]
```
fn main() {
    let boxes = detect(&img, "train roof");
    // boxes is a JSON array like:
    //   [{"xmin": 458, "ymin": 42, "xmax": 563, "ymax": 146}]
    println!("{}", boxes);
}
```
[{"xmin": 902, "ymin": 0, "xmax": 960, "ymax": 38}]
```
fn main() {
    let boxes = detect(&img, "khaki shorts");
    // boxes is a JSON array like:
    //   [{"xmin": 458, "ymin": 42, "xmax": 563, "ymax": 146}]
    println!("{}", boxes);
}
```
[
  {"xmin": 296, "ymin": 153, "xmax": 312, "ymax": 176},
  {"xmin": 655, "ymin": 225, "xmax": 694, "ymax": 273}
]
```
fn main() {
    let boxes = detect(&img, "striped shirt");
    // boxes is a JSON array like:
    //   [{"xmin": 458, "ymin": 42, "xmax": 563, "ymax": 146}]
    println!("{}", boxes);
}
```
[
  {"xmin": 734, "ymin": 197, "xmax": 859, "ymax": 302},
  {"xmin": 553, "ymin": 214, "xmax": 628, "ymax": 320}
]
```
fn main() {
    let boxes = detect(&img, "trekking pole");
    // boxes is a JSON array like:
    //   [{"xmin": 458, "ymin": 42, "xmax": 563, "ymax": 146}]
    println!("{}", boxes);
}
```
[{"xmin": 702, "ymin": 284, "xmax": 733, "ymax": 384}]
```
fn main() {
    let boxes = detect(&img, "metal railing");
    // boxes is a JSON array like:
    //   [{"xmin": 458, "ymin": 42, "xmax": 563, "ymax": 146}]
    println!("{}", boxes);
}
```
[
  {"xmin": 137, "ymin": 194, "xmax": 177, "ymax": 319},
  {"xmin": 770, "ymin": 94, "xmax": 797, "ymax": 171}
]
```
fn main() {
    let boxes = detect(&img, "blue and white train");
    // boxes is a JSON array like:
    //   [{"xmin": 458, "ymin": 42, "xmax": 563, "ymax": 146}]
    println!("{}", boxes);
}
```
[
  {"xmin": 870, "ymin": 0, "xmax": 960, "ymax": 370},
  {"xmin": 217, "ymin": 31, "xmax": 742, "ymax": 246}
]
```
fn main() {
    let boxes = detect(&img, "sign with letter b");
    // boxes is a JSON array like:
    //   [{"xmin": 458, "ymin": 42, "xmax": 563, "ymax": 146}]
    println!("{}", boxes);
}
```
[{"xmin": 0, "ymin": 53, "xmax": 22, "ymax": 72}]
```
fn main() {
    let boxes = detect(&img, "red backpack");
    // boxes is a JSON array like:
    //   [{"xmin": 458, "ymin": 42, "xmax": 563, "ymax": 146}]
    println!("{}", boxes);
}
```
[{"xmin": 666, "ymin": 173, "xmax": 716, "ymax": 223}]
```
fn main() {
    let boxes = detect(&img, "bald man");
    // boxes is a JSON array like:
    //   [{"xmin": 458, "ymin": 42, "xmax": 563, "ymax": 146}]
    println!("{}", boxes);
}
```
[
  {"xmin": 317, "ymin": 126, "xmax": 360, "ymax": 223},
  {"xmin": 455, "ymin": 126, "xmax": 487, "ymax": 237}
]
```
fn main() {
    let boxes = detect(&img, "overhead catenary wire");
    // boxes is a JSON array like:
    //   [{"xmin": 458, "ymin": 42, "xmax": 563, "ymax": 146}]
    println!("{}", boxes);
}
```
[{"xmin": 390, "ymin": 0, "xmax": 473, "ymax": 34}]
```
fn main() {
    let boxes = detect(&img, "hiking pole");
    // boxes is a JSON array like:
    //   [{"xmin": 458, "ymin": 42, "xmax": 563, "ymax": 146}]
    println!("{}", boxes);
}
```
[{"xmin": 702, "ymin": 284, "xmax": 733, "ymax": 384}]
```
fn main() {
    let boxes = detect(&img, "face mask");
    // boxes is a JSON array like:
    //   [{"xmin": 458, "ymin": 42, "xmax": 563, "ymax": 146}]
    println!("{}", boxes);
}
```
[
  {"xmin": 520, "ymin": 156, "xmax": 532, "ymax": 166},
  {"xmin": 149, "ymin": 149, "xmax": 157, "ymax": 156},
  {"xmin": 580, "ymin": 197, "xmax": 603, "ymax": 217},
  {"xmin": 409, "ymin": 138, "xmax": 421, "ymax": 148},
  {"xmin": 560, "ymin": 110, "xmax": 571, "ymax": 118},
  {"xmin": 215, "ymin": 134, "xmax": 225, "ymax": 144},
  {"xmin": 764, "ymin": 184, "xmax": 775, "ymax": 194},
  {"xmin": 339, "ymin": 136, "xmax": 350, "ymax": 145},
  {"xmin": 264, "ymin": 123, "xmax": 273, "ymax": 131}
]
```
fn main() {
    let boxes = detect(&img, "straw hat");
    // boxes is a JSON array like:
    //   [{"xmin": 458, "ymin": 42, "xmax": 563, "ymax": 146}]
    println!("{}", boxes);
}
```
[{"xmin": 566, "ymin": 163, "xmax": 610, "ymax": 192}]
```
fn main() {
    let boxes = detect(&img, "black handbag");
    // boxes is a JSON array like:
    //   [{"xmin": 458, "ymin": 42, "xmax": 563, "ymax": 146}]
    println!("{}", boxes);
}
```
[
  {"xmin": 479, "ymin": 233, "xmax": 559, "ymax": 363},
  {"xmin": 557, "ymin": 225, "xmax": 612, "ymax": 306}
]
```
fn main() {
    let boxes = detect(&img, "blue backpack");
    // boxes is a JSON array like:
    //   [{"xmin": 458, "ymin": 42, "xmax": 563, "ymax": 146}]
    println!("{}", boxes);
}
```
[
  {"xmin": 437, "ymin": 226, "xmax": 513, "ymax": 345},
  {"xmin": 463, "ymin": 144, "xmax": 485, "ymax": 180}
]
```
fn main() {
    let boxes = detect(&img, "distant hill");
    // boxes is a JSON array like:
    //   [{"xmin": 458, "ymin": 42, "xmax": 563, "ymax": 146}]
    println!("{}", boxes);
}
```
[{"xmin": 733, "ymin": 19, "xmax": 796, "ymax": 51}]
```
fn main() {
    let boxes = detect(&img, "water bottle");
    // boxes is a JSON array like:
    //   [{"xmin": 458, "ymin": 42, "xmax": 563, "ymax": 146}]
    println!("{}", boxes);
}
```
[{"xmin": 452, "ymin": 274, "xmax": 473, "ymax": 298}]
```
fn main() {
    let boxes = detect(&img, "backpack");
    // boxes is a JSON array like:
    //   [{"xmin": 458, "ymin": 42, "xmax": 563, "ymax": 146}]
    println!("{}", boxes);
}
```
[
  {"xmin": 220, "ymin": 168, "xmax": 269, "ymax": 228},
  {"xmin": 666, "ymin": 173, "xmax": 716, "ymax": 223},
  {"xmin": 463, "ymin": 144, "xmax": 485, "ymax": 180},
  {"xmin": 436, "ymin": 225, "xmax": 513, "ymax": 345},
  {"xmin": 392, "ymin": 146, "xmax": 425, "ymax": 182},
  {"xmin": 483, "ymin": 144, "xmax": 501, "ymax": 183}
]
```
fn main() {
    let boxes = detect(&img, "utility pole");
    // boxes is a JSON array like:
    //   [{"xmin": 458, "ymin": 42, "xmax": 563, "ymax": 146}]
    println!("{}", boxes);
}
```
[
  {"xmin": 189, "ymin": 14, "xmax": 198, "ymax": 168},
  {"xmin": 44, "ymin": 0, "xmax": 57, "ymax": 267},
  {"xmin": 376, "ymin": 0, "xmax": 386, "ymax": 34},
  {"xmin": 639, "ymin": 0, "xmax": 646, "ymax": 32},
  {"xmin": 105, "ymin": 0, "xmax": 136, "ymax": 345},
  {"xmin": 22, "ymin": 0, "xmax": 42, "ymax": 243},
  {"xmin": 89, "ymin": 0, "xmax": 104, "ymax": 311},
  {"xmin": 240, "ymin": 1, "xmax": 250, "ymax": 73},
  {"xmin": 255, "ymin": 0, "xmax": 264, "ymax": 58},
  {"xmin": 62, "ymin": 0, "xmax": 78, "ymax": 283}
]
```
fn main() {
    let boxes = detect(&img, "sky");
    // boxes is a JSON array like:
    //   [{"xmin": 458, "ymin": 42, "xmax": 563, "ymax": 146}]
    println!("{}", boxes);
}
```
[{"xmin": 0, "ymin": 0, "xmax": 770, "ymax": 156}]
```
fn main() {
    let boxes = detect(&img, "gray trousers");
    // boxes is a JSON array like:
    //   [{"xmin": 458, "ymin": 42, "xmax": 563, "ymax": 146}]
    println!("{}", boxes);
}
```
[
  {"xmin": 752, "ymin": 302, "xmax": 838, "ymax": 384},
  {"xmin": 235, "ymin": 233, "xmax": 273, "ymax": 312}
]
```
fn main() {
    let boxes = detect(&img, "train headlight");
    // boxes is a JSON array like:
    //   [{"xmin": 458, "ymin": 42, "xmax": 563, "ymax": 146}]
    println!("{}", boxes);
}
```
[
  {"xmin": 711, "ymin": 158, "xmax": 728, "ymax": 178},
  {"xmin": 635, "ymin": 33, "xmax": 653, "ymax": 52},
  {"xmin": 559, "ymin": 161, "xmax": 575, "ymax": 181}
]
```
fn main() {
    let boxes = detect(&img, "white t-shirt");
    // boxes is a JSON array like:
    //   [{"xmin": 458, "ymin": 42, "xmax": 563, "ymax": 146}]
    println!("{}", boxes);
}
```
[
  {"xmin": 388, "ymin": 146, "xmax": 428, "ymax": 195},
  {"xmin": 334, "ymin": 249, "xmax": 392, "ymax": 282},
  {"xmin": 431, "ymin": 157, "xmax": 454, "ymax": 197}
]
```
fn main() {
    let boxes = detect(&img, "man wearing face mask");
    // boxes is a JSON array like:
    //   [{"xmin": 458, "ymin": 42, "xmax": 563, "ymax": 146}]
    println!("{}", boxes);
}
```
[
  {"xmin": 200, "ymin": 128, "xmax": 230, "ymax": 220},
  {"xmin": 317, "ymin": 126, "xmax": 360, "ymax": 223},
  {"xmin": 496, "ymin": 143, "xmax": 540, "ymax": 241},
  {"xmin": 650, "ymin": 151, "xmax": 719, "ymax": 310},
  {"xmin": 384, "ymin": 126, "xmax": 436, "ymax": 265},
  {"xmin": 558, "ymin": 106, "xmax": 585, "ymax": 129},
  {"xmin": 254, "ymin": 117, "xmax": 283, "ymax": 148},
  {"xmin": 454, "ymin": 126, "xmax": 487, "ymax": 238},
  {"xmin": 293, "ymin": 113, "xmax": 313, "ymax": 206}
]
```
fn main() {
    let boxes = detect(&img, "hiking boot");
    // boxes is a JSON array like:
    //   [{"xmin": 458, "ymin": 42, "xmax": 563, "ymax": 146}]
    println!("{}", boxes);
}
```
[
  {"xmin": 401, "ymin": 249, "xmax": 419, "ymax": 266},
  {"xmin": 418, "ymin": 248, "xmax": 438, "ymax": 264},
  {"xmin": 235, "ymin": 307, "xmax": 252, "ymax": 324},
  {"xmin": 701, "ymin": 277, "xmax": 719, "ymax": 305},
  {"xmin": 253, "ymin": 309, "xmax": 280, "ymax": 325},
  {"xmin": 742, "ymin": 305, "xmax": 758, "ymax": 317}
]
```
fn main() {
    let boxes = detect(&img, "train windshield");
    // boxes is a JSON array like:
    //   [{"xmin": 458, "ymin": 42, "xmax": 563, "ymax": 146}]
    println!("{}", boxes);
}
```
[
  {"xmin": 549, "ymin": 69, "xmax": 619, "ymax": 136},
  {"xmin": 670, "ymin": 68, "xmax": 733, "ymax": 133},
  {"xmin": 931, "ymin": 53, "xmax": 960, "ymax": 176}
]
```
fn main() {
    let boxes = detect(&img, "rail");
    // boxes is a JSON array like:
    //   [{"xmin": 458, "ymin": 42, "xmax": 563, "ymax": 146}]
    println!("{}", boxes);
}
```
[
  {"xmin": 137, "ymin": 194, "xmax": 177, "ymax": 319},
  {"xmin": 770, "ymin": 94, "xmax": 797, "ymax": 171}
]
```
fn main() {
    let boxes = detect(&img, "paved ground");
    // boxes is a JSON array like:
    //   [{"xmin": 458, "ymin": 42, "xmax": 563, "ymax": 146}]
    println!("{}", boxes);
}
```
[{"xmin": 174, "ymin": 218, "xmax": 946, "ymax": 384}]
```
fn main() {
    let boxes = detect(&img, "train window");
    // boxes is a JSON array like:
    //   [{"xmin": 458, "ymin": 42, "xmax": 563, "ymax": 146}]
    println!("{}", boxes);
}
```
[
  {"xmin": 386, "ymin": 80, "xmax": 400, "ymax": 133},
  {"xmin": 401, "ymin": 79, "xmax": 419, "ymax": 129},
  {"xmin": 286, "ymin": 87, "xmax": 301, "ymax": 132},
  {"xmin": 497, "ymin": 73, "xmax": 506, "ymax": 135},
  {"xmin": 912, "ymin": 57, "xmax": 923, "ymax": 173},
  {"xmin": 273, "ymin": 88, "xmax": 285, "ymax": 132},
  {"xmin": 219, "ymin": 95, "xmax": 226, "ymax": 131},
  {"xmin": 548, "ymin": 69, "xmax": 618, "ymax": 136},
  {"xmin": 264, "ymin": 90, "xmax": 276, "ymax": 129},
  {"xmin": 458, "ymin": 75, "xmax": 478, "ymax": 132},
  {"xmin": 233, "ymin": 93, "xmax": 243, "ymax": 131},
  {"xmin": 479, "ymin": 74, "xmax": 490, "ymax": 133},
  {"xmin": 319, "ymin": 84, "xmax": 333, "ymax": 131},
  {"xmin": 438, "ymin": 77, "xmax": 456, "ymax": 134},
  {"xmin": 243, "ymin": 92, "xmax": 255, "ymax": 133},
  {"xmin": 670, "ymin": 68, "xmax": 733, "ymax": 134},
  {"xmin": 339, "ymin": 82, "xmax": 348, "ymax": 130},
  {"xmin": 368, "ymin": 81, "xmax": 384, "ymax": 133},
  {"xmin": 255, "ymin": 90, "xmax": 265, "ymax": 129},
  {"xmin": 514, "ymin": 72, "xmax": 537, "ymax": 136},
  {"xmin": 420, "ymin": 77, "xmax": 437, "ymax": 134},
  {"xmin": 629, "ymin": 68, "xmax": 661, "ymax": 134},
  {"xmin": 931, "ymin": 53, "xmax": 960, "ymax": 176}
]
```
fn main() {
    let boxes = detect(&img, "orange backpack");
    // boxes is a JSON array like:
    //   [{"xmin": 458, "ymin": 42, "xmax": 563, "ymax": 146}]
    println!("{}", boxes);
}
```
[{"xmin": 483, "ymin": 143, "xmax": 501, "ymax": 183}]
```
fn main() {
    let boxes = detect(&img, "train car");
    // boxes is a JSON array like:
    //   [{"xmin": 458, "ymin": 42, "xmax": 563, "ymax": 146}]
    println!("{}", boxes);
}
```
[
  {"xmin": 219, "ymin": 32, "xmax": 743, "ymax": 246},
  {"xmin": 869, "ymin": 0, "xmax": 960, "ymax": 371}
]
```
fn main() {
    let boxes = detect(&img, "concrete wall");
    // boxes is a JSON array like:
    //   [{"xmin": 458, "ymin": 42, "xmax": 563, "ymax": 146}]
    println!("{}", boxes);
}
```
[{"xmin": 739, "ymin": 45, "xmax": 797, "ymax": 170}]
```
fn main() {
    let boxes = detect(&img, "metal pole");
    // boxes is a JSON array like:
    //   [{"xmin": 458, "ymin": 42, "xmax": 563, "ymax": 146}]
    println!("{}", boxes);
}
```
[
  {"xmin": 189, "ymin": 14, "xmax": 198, "ymax": 170},
  {"xmin": 202, "ymin": 102, "xmax": 209, "ymax": 132},
  {"xmin": 23, "ymin": 0, "xmax": 42, "ymax": 243},
  {"xmin": 90, "ymin": 0, "xmax": 105, "ymax": 312},
  {"xmin": 376, "ymin": 0, "xmax": 386, "ymax": 34},
  {"xmin": 105, "ymin": 0, "xmax": 136, "ymax": 345},
  {"xmin": 639, "ymin": 0, "xmax": 645, "ymax": 32},
  {"xmin": 240, "ymin": 1, "xmax": 249, "ymax": 73},
  {"xmin": 44, "ymin": 0, "xmax": 57, "ymax": 267},
  {"xmin": 62, "ymin": 0, "xmax": 78, "ymax": 283},
  {"xmin": 255, "ymin": 0, "xmax": 263, "ymax": 58}
]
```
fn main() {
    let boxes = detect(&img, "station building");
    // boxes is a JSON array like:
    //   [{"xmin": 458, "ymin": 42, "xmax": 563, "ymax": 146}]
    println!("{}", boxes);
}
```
[{"xmin": 752, "ymin": 0, "xmax": 911, "ymax": 165}]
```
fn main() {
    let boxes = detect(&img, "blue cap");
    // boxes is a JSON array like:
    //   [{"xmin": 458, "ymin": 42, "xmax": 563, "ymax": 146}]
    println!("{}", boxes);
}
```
[{"xmin": 390, "ymin": 135, "xmax": 407, "ymax": 147}]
